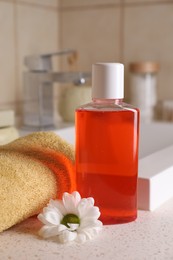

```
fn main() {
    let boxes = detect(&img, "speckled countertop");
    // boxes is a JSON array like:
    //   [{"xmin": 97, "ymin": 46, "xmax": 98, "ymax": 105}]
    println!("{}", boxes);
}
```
[{"xmin": 0, "ymin": 198, "xmax": 173, "ymax": 260}]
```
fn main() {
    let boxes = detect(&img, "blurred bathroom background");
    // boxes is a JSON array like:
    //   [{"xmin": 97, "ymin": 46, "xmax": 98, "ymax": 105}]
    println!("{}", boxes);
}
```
[{"xmin": 0, "ymin": 0, "xmax": 173, "ymax": 128}]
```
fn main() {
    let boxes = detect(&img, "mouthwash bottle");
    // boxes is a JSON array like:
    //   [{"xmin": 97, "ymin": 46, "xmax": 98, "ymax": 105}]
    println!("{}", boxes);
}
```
[{"xmin": 75, "ymin": 63, "xmax": 140, "ymax": 224}]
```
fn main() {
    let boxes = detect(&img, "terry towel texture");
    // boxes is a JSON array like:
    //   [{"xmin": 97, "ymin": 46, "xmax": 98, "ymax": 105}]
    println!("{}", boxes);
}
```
[{"xmin": 0, "ymin": 132, "xmax": 75, "ymax": 233}]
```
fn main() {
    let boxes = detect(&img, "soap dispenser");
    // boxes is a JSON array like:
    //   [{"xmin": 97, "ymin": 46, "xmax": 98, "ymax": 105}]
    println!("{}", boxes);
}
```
[
  {"xmin": 59, "ymin": 82, "xmax": 91, "ymax": 122},
  {"xmin": 75, "ymin": 63, "xmax": 140, "ymax": 225}
]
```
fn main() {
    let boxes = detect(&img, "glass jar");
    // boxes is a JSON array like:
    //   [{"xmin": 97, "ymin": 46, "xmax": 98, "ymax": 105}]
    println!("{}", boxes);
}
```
[{"xmin": 129, "ymin": 62, "xmax": 160, "ymax": 122}]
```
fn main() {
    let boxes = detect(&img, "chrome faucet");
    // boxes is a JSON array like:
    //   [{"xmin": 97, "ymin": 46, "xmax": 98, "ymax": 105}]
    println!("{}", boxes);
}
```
[{"xmin": 22, "ymin": 49, "xmax": 91, "ymax": 130}]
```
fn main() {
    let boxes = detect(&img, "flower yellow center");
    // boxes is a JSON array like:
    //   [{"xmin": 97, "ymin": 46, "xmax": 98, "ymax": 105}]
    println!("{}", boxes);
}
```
[{"xmin": 61, "ymin": 214, "xmax": 80, "ymax": 228}]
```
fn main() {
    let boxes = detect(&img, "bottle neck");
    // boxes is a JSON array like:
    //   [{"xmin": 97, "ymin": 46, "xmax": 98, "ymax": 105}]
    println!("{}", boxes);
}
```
[{"xmin": 92, "ymin": 98, "xmax": 123, "ymax": 105}]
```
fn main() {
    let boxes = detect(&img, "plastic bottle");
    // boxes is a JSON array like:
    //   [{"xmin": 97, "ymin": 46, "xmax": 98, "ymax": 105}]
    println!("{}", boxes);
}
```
[{"xmin": 75, "ymin": 63, "xmax": 140, "ymax": 224}]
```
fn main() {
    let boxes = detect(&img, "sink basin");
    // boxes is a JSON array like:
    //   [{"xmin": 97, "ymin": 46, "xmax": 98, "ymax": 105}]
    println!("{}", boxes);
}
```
[{"xmin": 139, "ymin": 122, "xmax": 173, "ymax": 158}]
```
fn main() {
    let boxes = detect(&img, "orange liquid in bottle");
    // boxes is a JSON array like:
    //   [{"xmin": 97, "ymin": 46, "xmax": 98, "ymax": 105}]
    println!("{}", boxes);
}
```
[{"xmin": 75, "ymin": 103, "xmax": 139, "ymax": 224}]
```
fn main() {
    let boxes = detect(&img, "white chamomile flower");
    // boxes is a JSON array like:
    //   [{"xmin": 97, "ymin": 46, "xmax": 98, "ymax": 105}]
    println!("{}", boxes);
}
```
[{"xmin": 37, "ymin": 191, "xmax": 103, "ymax": 244}]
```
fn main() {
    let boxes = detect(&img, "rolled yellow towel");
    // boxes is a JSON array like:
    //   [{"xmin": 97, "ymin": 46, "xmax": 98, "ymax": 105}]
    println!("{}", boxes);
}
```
[{"xmin": 0, "ymin": 132, "xmax": 75, "ymax": 233}]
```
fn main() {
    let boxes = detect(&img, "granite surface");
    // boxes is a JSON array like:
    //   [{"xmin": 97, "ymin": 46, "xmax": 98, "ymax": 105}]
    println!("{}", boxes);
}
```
[{"xmin": 0, "ymin": 197, "xmax": 173, "ymax": 260}]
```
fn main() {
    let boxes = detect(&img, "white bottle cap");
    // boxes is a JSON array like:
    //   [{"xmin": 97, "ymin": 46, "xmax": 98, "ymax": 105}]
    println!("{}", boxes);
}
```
[{"xmin": 92, "ymin": 63, "xmax": 124, "ymax": 99}]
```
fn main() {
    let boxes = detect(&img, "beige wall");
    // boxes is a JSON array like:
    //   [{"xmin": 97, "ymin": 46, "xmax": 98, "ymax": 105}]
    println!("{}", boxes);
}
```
[
  {"xmin": 0, "ymin": 0, "xmax": 173, "ymax": 118},
  {"xmin": 0, "ymin": 0, "xmax": 59, "ymax": 116},
  {"xmin": 60, "ymin": 0, "xmax": 173, "ymax": 102}
]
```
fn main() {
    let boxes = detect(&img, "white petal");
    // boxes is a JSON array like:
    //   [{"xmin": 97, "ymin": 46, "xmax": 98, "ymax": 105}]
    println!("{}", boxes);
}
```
[
  {"xmin": 58, "ymin": 230, "xmax": 77, "ymax": 243},
  {"xmin": 48, "ymin": 199, "xmax": 67, "ymax": 216},
  {"xmin": 39, "ymin": 224, "xmax": 67, "ymax": 238},
  {"xmin": 80, "ymin": 219, "xmax": 103, "ymax": 230},
  {"xmin": 37, "ymin": 213, "xmax": 50, "ymax": 226},
  {"xmin": 78, "ymin": 199, "xmax": 100, "ymax": 220},
  {"xmin": 57, "ymin": 224, "xmax": 68, "ymax": 232},
  {"xmin": 67, "ymin": 223, "xmax": 79, "ymax": 231},
  {"xmin": 77, "ymin": 225, "xmax": 102, "ymax": 241},
  {"xmin": 38, "ymin": 210, "xmax": 61, "ymax": 226},
  {"xmin": 83, "ymin": 227, "xmax": 101, "ymax": 239},
  {"xmin": 71, "ymin": 191, "xmax": 81, "ymax": 206},
  {"xmin": 77, "ymin": 198, "xmax": 90, "ymax": 218},
  {"xmin": 87, "ymin": 197, "xmax": 94, "ymax": 206},
  {"xmin": 84, "ymin": 206, "xmax": 101, "ymax": 220},
  {"xmin": 62, "ymin": 192, "xmax": 78, "ymax": 214},
  {"xmin": 43, "ymin": 207, "xmax": 55, "ymax": 215},
  {"xmin": 39, "ymin": 225, "xmax": 66, "ymax": 238},
  {"xmin": 77, "ymin": 218, "xmax": 102, "ymax": 243}
]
